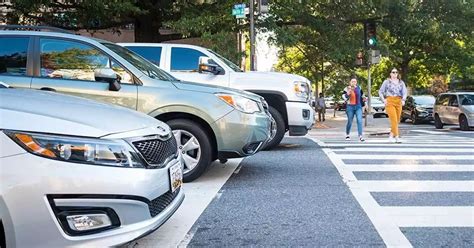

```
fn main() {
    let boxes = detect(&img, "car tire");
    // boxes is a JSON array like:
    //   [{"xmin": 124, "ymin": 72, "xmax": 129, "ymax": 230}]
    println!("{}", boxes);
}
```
[
  {"xmin": 167, "ymin": 119, "xmax": 213, "ymax": 182},
  {"xmin": 263, "ymin": 106, "xmax": 286, "ymax": 150},
  {"xmin": 400, "ymin": 117, "xmax": 406, "ymax": 123},
  {"xmin": 459, "ymin": 114, "xmax": 470, "ymax": 131},
  {"xmin": 411, "ymin": 112, "xmax": 419, "ymax": 125},
  {"xmin": 434, "ymin": 114, "xmax": 443, "ymax": 129}
]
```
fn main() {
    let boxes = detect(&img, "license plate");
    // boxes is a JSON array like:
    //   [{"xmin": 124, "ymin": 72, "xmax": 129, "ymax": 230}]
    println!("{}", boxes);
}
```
[{"xmin": 169, "ymin": 163, "xmax": 183, "ymax": 193}]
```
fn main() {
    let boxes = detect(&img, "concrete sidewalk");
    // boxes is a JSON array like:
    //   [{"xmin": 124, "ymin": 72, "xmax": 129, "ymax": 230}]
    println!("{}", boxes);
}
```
[{"xmin": 310, "ymin": 109, "xmax": 393, "ymax": 139}]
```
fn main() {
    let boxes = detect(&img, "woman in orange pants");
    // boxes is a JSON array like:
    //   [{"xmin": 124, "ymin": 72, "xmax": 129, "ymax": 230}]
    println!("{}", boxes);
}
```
[{"xmin": 378, "ymin": 68, "xmax": 407, "ymax": 143}]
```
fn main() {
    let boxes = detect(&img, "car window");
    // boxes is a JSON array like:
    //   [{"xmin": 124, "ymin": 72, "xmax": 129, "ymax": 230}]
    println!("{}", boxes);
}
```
[
  {"xmin": 39, "ymin": 38, "xmax": 133, "ymax": 84},
  {"xmin": 448, "ymin": 95, "xmax": 459, "ymax": 106},
  {"xmin": 414, "ymin": 96, "xmax": 435, "ymax": 105},
  {"xmin": 170, "ymin": 47, "xmax": 207, "ymax": 71},
  {"xmin": 102, "ymin": 43, "xmax": 176, "ymax": 81},
  {"xmin": 126, "ymin": 46, "xmax": 162, "ymax": 66},
  {"xmin": 460, "ymin": 94, "xmax": 474, "ymax": 106},
  {"xmin": 436, "ymin": 95, "xmax": 449, "ymax": 106},
  {"xmin": 0, "ymin": 37, "xmax": 29, "ymax": 76}
]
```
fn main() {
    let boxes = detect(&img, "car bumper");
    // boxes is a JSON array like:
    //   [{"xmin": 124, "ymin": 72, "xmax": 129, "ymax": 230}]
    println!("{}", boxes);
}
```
[
  {"xmin": 416, "ymin": 111, "xmax": 434, "ymax": 121},
  {"xmin": 286, "ymin": 101, "xmax": 314, "ymax": 136},
  {"xmin": 212, "ymin": 109, "xmax": 272, "ymax": 158},
  {"xmin": 0, "ymin": 151, "xmax": 184, "ymax": 247}
]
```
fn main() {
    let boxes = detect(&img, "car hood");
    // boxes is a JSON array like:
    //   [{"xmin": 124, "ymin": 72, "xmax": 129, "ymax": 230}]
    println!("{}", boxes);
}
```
[
  {"xmin": 0, "ymin": 89, "xmax": 163, "ymax": 138},
  {"xmin": 172, "ymin": 80, "xmax": 263, "ymax": 102},
  {"xmin": 244, "ymin": 71, "xmax": 309, "ymax": 83}
]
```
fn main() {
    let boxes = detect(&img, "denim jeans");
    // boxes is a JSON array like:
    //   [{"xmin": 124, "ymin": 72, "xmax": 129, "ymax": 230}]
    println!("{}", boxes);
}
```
[{"xmin": 346, "ymin": 105, "xmax": 363, "ymax": 136}]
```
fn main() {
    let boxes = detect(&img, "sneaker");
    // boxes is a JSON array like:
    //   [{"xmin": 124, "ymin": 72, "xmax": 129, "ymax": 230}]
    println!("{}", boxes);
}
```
[
  {"xmin": 395, "ymin": 136, "xmax": 402, "ymax": 143},
  {"xmin": 359, "ymin": 136, "xmax": 365, "ymax": 142},
  {"xmin": 388, "ymin": 135, "xmax": 395, "ymax": 143},
  {"xmin": 345, "ymin": 135, "xmax": 350, "ymax": 141}
]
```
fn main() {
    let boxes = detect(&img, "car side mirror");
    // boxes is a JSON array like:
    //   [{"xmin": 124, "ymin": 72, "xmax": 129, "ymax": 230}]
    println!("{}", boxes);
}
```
[
  {"xmin": 198, "ymin": 56, "xmax": 224, "ymax": 75},
  {"xmin": 94, "ymin": 68, "xmax": 121, "ymax": 91}
]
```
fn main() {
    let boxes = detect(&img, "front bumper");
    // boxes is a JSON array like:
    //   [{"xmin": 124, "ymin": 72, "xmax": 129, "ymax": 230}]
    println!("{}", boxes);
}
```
[
  {"xmin": 0, "ymin": 149, "xmax": 184, "ymax": 247},
  {"xmin": 286, "ymin": 101, "xmax": 314, "ymax": 136},
  {"xmin": 212, "ymin": 109, "xmax": 272, "ymax": 159},
  {"xmin": 416, "ymin": 110, "xmax": 434, "ymax": 121}
]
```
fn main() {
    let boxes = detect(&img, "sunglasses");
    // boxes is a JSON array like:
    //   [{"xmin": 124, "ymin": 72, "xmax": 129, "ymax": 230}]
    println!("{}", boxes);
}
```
[{"xmin": 391, "ymin": 71, "xmax": 398, "ymax": 74}]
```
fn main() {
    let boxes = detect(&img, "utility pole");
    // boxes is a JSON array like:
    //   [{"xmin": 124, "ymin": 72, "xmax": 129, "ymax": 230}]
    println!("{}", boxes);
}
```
[
  {"xmin": 366, "ymin": 58, "xmax": 371, "ymax": 127},
  {"xmin": 249, "ymin": 0, "xmax": 256, "ymax": 71}
]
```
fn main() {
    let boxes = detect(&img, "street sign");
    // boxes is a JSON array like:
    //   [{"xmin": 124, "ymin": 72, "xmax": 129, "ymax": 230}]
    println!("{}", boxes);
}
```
[
  {"xmin": 232, "ymin": 3, "xmax": 246, "ymax": 19},
  {"xmin": 370, "ymin": 50, "xmax": 381, "ymax": 64}
]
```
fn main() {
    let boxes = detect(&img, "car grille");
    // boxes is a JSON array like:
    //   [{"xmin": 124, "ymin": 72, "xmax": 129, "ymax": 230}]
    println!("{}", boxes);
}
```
[
  {"xmin": 133, "ymin": 137, "xmax": 177, "ymax": 166},
  {"xmin": 148, "ymin": 188, "xmax": 181, "ymax": 218}
]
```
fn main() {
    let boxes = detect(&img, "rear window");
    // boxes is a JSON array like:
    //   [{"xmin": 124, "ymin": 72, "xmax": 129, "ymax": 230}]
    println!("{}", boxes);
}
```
[
  {"xmin": 0, "ymin": 37, "xmax": 29, "ymax": 76},
  {"xmin": 126, "ymin": 46, "xmax": 162, "ymax": 66}
]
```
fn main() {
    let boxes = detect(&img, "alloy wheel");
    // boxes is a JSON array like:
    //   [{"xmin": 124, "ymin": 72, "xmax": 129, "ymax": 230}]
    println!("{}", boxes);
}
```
[{"xmin": 172, "ymin": 129, "xmax": 201, "ymax": 174}]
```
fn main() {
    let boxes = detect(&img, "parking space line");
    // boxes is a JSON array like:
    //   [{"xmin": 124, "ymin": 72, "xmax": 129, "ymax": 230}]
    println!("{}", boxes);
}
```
[
  {"xmin": 127, "ymin": 158, "xmax": 243, "ymax": 248},
  {"xmin": 339, "ymin": 154, "xmax": 474, "ymax": 160}
]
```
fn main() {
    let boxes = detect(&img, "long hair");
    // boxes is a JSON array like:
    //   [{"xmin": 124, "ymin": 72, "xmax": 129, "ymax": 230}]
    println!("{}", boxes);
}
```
[{"xmin": 388, "ymin": 68, "xmax": 400, "ymax": 80}]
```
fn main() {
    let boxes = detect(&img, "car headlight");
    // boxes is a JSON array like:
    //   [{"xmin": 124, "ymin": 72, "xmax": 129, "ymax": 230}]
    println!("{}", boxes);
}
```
[
  {"xmin": 216, "ymin": 93, "xmax": 261, "ymax": 114},
  {"xmin": 5, "ymin": 131, "xmax": 144, "ymax": 168},
  {"xmin": 294, "ymin": 81, "xmax": 310, "ymax": 100}
]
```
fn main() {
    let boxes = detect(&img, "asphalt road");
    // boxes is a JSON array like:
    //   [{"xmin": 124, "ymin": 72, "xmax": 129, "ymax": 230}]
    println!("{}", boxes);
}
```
[{"xmin": 128, "ymin": 123, "xmax": 474, "ymax": 247}]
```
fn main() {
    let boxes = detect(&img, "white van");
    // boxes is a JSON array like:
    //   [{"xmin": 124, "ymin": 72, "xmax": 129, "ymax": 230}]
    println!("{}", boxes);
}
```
[{"xmin": 120, "ymin": 43, "xmax": 315, "ymax": 149}]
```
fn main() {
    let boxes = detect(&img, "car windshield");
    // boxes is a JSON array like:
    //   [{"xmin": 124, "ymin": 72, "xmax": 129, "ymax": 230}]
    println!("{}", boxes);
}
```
[
  {"xmin": 207, "ymin": 49, "xmax": 243, "ymax": 72},
  {"xmin": 414, "ymin": 96, "xmax": 435, "ymax": 105},
  {"xmin": 102, "ymin": 43, "xmax": 177, "ymax": 81},
  {"xmin": 460, "ymin": 94, "xmax": 474, "ymax": 105}
]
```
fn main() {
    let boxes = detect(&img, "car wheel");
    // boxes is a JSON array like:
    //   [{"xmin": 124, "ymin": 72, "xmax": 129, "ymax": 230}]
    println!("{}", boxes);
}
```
[
  {"xmin": 434, "ymin": 114, "xmax": 443, "ymax": 129},
  {"xmin": 411, "ymin": 112, "xmax": 419, "ymax": 125},
  {"xmin": 167, "ymin": 119, "xmax": 213, "ymax": 182},
  {"xmin": 459, "ymin": 114, "xmax": 470, "ymax": 131},
  {"xmin": 400, "ymin": 117, "xmax": 406, "ymax": 123},
  {"xmin": 263, "ymin": 106, "xmax": 286, "ymax": 150}
]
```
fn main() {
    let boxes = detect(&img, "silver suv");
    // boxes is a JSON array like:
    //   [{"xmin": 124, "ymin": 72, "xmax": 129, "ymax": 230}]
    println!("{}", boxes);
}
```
[
  {"xmin": 433, "ymin": 92, "xmax": 474, "ymax": 131},
  {"xmin": 0, "ymin": 27, "xmax": 272, "ymax": 182},
  {"xmin": 0, "ymin": 87, "xmax": 184, "ymax": 247}
]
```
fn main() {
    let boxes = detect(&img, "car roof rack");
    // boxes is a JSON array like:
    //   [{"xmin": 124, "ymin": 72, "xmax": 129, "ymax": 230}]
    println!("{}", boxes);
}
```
[{"xmin": 0, "ymin": 25, "xmax": 74, "ymax": 34}]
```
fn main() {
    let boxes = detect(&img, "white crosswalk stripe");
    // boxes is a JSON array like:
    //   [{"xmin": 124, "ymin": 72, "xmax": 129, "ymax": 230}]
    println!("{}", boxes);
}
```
[{"xmin": 310, "ymin": 133, "xmax": 474, "ymax": 247}]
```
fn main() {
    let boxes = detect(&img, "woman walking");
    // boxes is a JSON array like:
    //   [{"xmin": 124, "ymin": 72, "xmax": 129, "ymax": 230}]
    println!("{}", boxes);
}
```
[
  {"xmin": 378, "ymin": 68, "xmax": 408, "ymax": 143},
  {"xmin": 342, "ymin": 76, "xmax": 365, "ymax": 142}
]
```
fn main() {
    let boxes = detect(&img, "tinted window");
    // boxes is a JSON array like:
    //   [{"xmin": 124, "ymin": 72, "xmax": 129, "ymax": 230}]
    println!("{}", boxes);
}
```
[
  {"xmin": 436, "ymin": 95, "xmax": 450, "ymax": 106},
  {"xmin": 39, "ymin": 39, "xmax": 133, "ymax": 84},
  {"xmin": 448, "ymin": 95, "xmax": 459, "ymax": 106},
  {"xmin": 170, "ymin": 48, "xmax": 206, "ymax": 71},
  {"xmin": 127, "ymin": 46, "xmax": 162, "ymax": 66},
  {"xmin": 0, "ymin": 37, "xmax": 29, "ymax": 76},
  {"xmin": 460, "ymin": 94, "xmax": 474, "ymax": 106},
  {"xmin": 413, "ymin": 96, "xmax": 435, "ymax": 105}
]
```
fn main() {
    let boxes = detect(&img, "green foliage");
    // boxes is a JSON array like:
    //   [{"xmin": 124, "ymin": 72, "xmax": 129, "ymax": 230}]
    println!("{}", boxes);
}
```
[{"xmin": 270, "ymin": 0, "xmax": 473, "ymax": 95}]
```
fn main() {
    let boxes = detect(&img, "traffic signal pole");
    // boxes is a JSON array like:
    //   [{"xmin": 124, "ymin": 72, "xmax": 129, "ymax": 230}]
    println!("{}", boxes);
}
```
[{"xmin": 249, "ymin": 0, "xmax": 256, "ymax": 71}]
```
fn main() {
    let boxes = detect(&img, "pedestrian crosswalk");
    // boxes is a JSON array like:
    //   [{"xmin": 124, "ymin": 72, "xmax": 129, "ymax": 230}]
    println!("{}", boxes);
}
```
[{"xmin": 311, "ymin": 133, "xmax": 474, "ymax": 247}]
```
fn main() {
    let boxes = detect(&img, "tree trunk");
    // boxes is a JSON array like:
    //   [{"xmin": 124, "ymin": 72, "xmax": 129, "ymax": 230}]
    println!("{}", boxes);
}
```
[
  {"xmin": 134, "ymin": 12, "xmax": 162, "ymax": 42},
  {"xmin": 400, "ymin": 58, "xmax": 411, "ymax": 94}
]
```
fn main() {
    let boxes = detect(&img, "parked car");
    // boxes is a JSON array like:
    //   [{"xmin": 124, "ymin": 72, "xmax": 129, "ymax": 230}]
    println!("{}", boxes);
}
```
[
  {"xmin": 120, "ymin": 43, "xmax": 315, "ymax": 149},
  {"xmin": 370, "ymin": 97, "xmax": 387, "ymax": 118},
  {"xmin": 0, "ymin": 87, "xmax": 184, "ymax": 247},
  {"xmin": 0, "ymin": 27, "xmax": 272, "ymax": 182},
  {"xmin": 324, "ymin": 97, "xmax": 335, "ymax": 109},
  {"xmin": 433, "ymin": 92, "xmax": 474, "ymax": 131},
  {"xmin": 401, "ymin": 95, "xmax": 435, "ymax": 124},
  {"xmin": 335, "ymin": 100, "xmax": 347, "ymax": 111}
]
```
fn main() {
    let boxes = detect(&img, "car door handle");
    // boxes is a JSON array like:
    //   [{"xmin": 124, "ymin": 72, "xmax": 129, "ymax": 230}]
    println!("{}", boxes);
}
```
[{"xmin": 40, "ymin": 87, "xmax": 56, "ymax": 92}]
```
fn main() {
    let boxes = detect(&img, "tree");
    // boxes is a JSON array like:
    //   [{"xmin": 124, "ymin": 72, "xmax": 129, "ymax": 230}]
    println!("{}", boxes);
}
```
[{"xmin": 6, "ymin": 0, "xmax": 182, "ymax": 42}]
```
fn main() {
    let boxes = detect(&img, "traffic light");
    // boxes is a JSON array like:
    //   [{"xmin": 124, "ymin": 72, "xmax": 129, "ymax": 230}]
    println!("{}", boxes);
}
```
[{"xmin": 365, "ymin": 21, "xmax": 377, "ymax": 48}]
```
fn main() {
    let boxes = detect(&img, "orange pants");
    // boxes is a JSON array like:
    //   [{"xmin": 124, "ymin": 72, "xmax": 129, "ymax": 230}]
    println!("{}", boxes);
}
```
[{"xmin": 385, "ymin": 96, "xmax": 403, "ymax": 137}]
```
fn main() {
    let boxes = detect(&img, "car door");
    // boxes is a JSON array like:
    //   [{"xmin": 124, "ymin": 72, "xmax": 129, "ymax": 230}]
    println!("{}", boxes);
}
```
[
  {"xmin": 0, "ymin": 36, "xmax": 33, "ymax": 88},
  {"xmin": 167, "ymin": 47, "xmax": 229, "ymax": 87},
  {"xmin": 446, "ymin": 95, "xmax": 462, "ymax": 124},
  {"xmin": 31, "ymin": 37, "xmax": 137, "ymax": 110}
]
